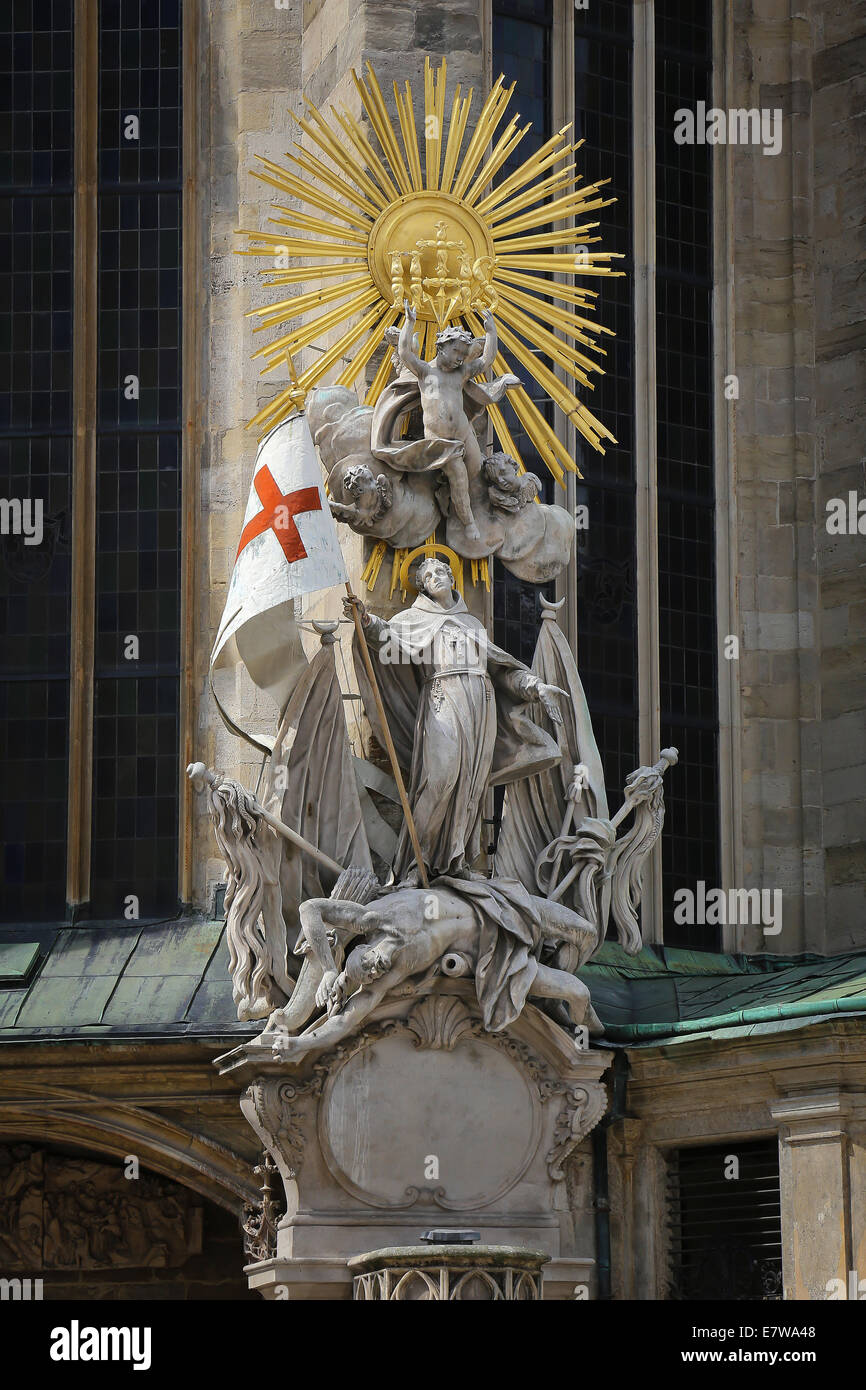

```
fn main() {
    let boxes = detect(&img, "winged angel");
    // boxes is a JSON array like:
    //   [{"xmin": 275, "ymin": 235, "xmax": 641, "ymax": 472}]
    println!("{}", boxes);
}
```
[{"xmin": 192, "ymin": 579, "xmax": 675, "ymax": 1065}]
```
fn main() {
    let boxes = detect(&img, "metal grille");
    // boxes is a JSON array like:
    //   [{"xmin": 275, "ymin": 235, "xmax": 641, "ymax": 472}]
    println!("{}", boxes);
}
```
[
  {"xmin": 0, "ymin": 0, "xmax": 75, "ymax": 920},
  {"xmin": 573, "ymin": 0, "xmax": 638, "ymax": 815},
  {"xmin": 655, "ymin": 0, "xmax": 720, "ymax": 949},
  {"xmin": 667, "ymin": 1139, "xmax": 783, "ymax": 1301}
]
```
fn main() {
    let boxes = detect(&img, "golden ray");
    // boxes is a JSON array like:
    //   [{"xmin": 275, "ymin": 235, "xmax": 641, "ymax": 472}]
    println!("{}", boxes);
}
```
[
  {"xmin": 296, "ymin": 103, "xmax": 390, "ymax": 210},
  {"xmin": 255, "ymin": 261, "xmax": 369, "ymax": 284},
  {"xmin": 330, "ymin": 105, "xmax": 401, "ymax": 205},
  {"xmin": 247, "ymin": 274, "xmax": 375, "ymax": 331},
  {"xmin": 284, "ymin": 140, "xmax": 382, "ymax": 219},
  {"xmin": 472, "ymin": 129, "xmax": 578, "ymax": 213},
  {"xmin": 493, "ymin": 265, "xmax": 602, "ymax": 312},
  {"xmin": 423, "ymin": 320, "xmax": 439, "ymax": 361},
  {"xmin": 268, "ymin": 208, "xmax": 369, "ymax": 245},
  {"xmin": 492, "ymin": 280, "xmax": 608, "ymax": 354},
  {"xmin": 503, "ymin": 385, "xmax": 571, "ymax": 483},
  {"xmin": 485, "ymin": 402, "xmax": 528, "ymax": 478},
  {"xmin": 451, "ymin": 80, "xmax": 513, "ymax": 199},
  {"xmin": 465, "ymin": 117, "xmax": 530, "ymax": 206},
  {"xmin": 489, "ymin": 315, "xmax": 615, "ymax": 450},
  {"xmin": 366, "ymin": 341, "xmax": 398, "ymax": 407},
  {"xmin": 495, "ymin": 251, "xmax": 625, "ymax": 276},
  {"xmin": 463, "ymin": 311, "xmax": 578, "ymax": 479},
  {"xmin": 251, "ymin": 158, "xmax": 374, "ymax": 229},
  {"xmin": 353, "ymin": 64, "xmax": 413, "ymax": 196},
  {"xmin": 493, "ymin": 225, "xmax": 617, "ymax": 254},
  {"xmin": 242, "ymin": 235, "xmax": 371, "ymax": 260},
  {"xmin": 493, "ymin": 299, "xmax": 601, "ymax": 383},
  {"xmin": 298, "ymin": 301, "xmax": 394, "ymax": 392},
  {"xmin": 250, "ymin": 303, "xmax": 390, "ymax": 436},
  {"xmin": 440, "ymin": 85, "xmax": 472, "ymax": 194},
  {"xmin": 423, "ymin": 57, "xmax": 446, "ymax": 191},
  {"xmin": 337, "ymin": 305, "xmax": 401, "ymax": 389},
  {"xmin": 394, "ymin": 81, "xmax": 423, "ymax": 191},
  {"xmin": 486, "ymin": 168, "xmax": 578, "ymax": 225},
  {"xmin": 491, "ymin": 189, "xmax": 610, "ymax": 239},
  {"xmin": 253, "ymin": 288, "xmax": 382, "ymax": 364},
  {"xmin": 238, "ymin": 61, "xmax": 623, "ymax": 492}
]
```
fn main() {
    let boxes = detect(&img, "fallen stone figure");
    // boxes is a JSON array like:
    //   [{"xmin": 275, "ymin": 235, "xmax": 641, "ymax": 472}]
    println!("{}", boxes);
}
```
[{"xmin": 262, "ymin": 873, "xmax": 603, "ymax": 1064}]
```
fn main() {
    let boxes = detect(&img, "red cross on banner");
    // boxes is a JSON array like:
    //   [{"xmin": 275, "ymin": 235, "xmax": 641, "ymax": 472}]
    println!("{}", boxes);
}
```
[
  {"xmin": 212, "ymin": 414, "xmax": 347, "ymax": 724},
  {"xmin": 236, "ymin": 465, "xmax": 322, "ymax": 564}
]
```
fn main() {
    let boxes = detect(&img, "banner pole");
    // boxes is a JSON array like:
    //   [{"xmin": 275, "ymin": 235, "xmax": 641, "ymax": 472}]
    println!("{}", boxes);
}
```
[{"xmin": 345, "ymin": 584, "xmax": 430, "ymax": 890}]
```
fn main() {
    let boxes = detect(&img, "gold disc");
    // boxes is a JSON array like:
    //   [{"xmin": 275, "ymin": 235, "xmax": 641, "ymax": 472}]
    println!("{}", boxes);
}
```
[{"xmin": 367, "ymin": 191, "xmax": 495, "ymax": 323}]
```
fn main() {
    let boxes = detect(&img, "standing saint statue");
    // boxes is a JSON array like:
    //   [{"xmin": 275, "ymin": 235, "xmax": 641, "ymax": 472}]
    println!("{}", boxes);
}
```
[{"xmin": 346, "ymin": 556, "xmax": 565, "ymax": 885}]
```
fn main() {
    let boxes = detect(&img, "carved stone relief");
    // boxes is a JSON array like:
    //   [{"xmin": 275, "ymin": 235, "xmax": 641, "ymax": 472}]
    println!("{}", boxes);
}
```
[{"xmin": 0, "ymin": 1144, "xmax": 202, "ymax": 1271}]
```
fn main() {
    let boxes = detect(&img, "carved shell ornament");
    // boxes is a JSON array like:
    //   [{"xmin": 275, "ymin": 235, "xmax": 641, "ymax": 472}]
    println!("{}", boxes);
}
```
[{"xmin": 236, "ymin": 58, "xmax": 623, "ymax": 482}]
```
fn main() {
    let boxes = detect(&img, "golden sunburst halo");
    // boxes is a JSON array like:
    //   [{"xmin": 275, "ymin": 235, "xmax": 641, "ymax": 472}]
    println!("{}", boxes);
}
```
[{"xmin": 236, "ymin": 57, "xmax": 624, "ymax": 484}]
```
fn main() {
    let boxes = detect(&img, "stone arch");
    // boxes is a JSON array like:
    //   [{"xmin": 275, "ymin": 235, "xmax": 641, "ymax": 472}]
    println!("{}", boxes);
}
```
[
  {"xmin": 0, "ymin": 1135, "xmax": 257, "ymax": 1300},
  {"xmin": 0, "ymin": 1094, "xmax": 257, "ymax": 1216}
]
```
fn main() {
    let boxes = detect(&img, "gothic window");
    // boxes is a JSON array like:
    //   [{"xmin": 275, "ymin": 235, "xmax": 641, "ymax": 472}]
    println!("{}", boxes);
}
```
[
  {"xmin": 0, "ymin": 0, "xmax": 76, "ymax": 920},
  {"xmin": 493, "ymin": 0, "xmax": 721, "ymax": 947},
  {"xmin": 0, "ymin": 0, "xmax": 183, "ymax": 922}
]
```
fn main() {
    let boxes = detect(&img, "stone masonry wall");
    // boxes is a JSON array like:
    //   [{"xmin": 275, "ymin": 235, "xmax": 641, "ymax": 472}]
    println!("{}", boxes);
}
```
[{"xmin": 732, "ymin": 0, "xmax": 866, "ymax": 954}]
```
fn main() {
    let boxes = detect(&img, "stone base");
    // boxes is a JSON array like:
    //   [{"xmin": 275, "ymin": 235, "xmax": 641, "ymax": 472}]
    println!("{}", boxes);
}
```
[
  {"xmin": 245, "ymin": 1250, "xmax": 595, "ymax": 1300},
  {"xmin": 218, "ymin": 984, "xmax": 609, "ymax": 1301}
]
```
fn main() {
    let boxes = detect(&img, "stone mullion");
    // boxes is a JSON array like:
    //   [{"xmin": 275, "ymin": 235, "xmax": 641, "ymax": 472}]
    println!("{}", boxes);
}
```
[
  {"xmin": 179, "ymin": 0, "xmax": 203, "ymax": 906},
  {"xmin": 633, "ymin": 0, "xmax": 662, "ymax": 943},
  {"xmin": 66, "ymin": 0, "xmax": 99, "ymax": 914},
  {"xmin": 714, "ymin": 0, "xmax": 743, "ymax": 946}
]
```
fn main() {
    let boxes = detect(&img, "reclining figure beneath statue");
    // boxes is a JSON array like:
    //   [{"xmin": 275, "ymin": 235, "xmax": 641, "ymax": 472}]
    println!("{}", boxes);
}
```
[{"xmin": 262, "ymin": 875, "xmax": 604, "ymax": 1058}]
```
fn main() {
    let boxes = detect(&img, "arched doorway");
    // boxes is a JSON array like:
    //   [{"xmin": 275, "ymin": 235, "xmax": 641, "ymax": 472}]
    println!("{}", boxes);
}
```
[{"xmin": 0, "ymin": 1140, "xmax": 255, "ymax": 1300}]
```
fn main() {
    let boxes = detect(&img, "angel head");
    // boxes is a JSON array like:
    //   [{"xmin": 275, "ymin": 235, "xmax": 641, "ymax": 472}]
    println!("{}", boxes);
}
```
[
  {"xmin": 434, "ymin": 324, "xmax": 475, "ymax": 372},
  {"xmin": 481, "ymin": 451, "xmax": 540, "ymax": 511},
  {"xmin": 340, "ymin": 464, "xmax": 392, "ymax": 521}
]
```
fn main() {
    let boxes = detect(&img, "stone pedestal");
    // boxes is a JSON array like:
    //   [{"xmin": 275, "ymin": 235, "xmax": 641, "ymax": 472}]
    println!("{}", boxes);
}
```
[
  {"xmin": 349, "ymin": 1244, "xmax": 548, "ymax": 1300},
  {"xmin": 218, "ymin": 982, "xmax": 608, "ymax": 1300}
]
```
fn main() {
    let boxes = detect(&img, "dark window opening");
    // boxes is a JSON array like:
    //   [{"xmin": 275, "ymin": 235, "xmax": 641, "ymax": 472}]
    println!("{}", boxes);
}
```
[
  {"xmin": 667, "ymin": 1139, "xmax": 783, "ymax": 1301},
  {"xmin": 0, "ymin": 0, "xmax": 75, "ymax": 921},
  {"xmin": 491, "ymin": 0, "xmax": 555, "ymax": 670},
  {"xmin": 574, "ymin": 0, "xmax": 638, "ymax": 809},
  {"xmin": 91, "ymin": 0, "xmax": 182, "ymax": 918}
]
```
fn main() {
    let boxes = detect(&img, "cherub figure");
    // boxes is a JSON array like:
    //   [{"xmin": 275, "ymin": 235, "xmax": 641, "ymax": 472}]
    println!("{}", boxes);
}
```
[
  {"xmin": 369, "ymin": 306, "xmax": 519, "ymax": 548},
  {"xmin": 394, "ymin": 302, "xmax": 502, "ymax": 543},
  {"xmin": 328, "ymin": 463, "xmax": 392, "ymax": 528},
  {"xmin": 482, "ymin": 451, "xmax": 541, "ymax": 513}
]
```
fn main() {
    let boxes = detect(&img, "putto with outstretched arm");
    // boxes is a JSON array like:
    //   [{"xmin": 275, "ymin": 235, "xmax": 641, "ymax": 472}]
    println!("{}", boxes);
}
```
[{"xmin": 368, "ymin": 303, "xmax": 520, "ymax": 544}]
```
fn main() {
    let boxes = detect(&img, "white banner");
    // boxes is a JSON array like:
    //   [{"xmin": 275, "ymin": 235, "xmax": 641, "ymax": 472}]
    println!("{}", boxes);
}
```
[{"xmin": 211, "ymin": 413, "xmax": 346, "ymax": 717}]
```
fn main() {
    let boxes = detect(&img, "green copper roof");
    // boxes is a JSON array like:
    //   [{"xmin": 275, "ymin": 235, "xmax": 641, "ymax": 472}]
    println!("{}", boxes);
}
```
[
  {"xmin": 0, "ymin": 920, "xmax": 864, "ymax": 1046},
  {"xmin": 0, "ymin": 919, "xmax": 254, "ymax": 1041},
  {"xmin": 581, "ymin": 943, "xmax": 866, "ymax": 1044}
]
